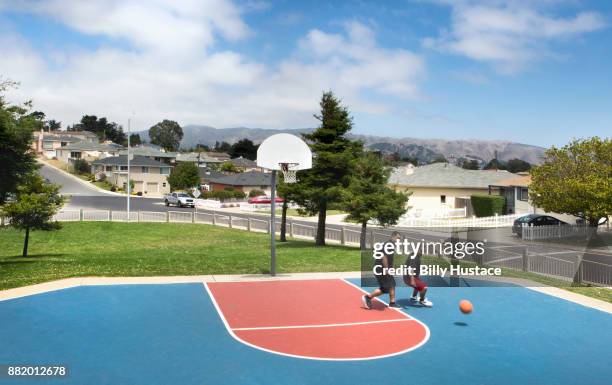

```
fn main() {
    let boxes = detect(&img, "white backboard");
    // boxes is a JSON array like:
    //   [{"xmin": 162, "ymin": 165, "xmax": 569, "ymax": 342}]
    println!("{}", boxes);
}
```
[{"xmin": 257, "ymin": 133, "xmax": 312, "ymax": 170}]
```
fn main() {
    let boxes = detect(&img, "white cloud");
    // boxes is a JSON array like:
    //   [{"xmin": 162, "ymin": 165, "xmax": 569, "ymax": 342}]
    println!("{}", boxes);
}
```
[
  {"xmin": 423, "ymin": 1, "xmax": 606, "ymax": 73},
  {"xmin": 0, "ymin": 2, "xmax": 425, "ymax": 131}
]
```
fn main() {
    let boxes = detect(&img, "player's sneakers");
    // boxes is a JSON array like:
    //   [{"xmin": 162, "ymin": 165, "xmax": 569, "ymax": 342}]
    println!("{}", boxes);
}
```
[
  {"xmin": 419, "ymin": 298, "xmax": 433, "ymax": 307},
  {"xmin": 410, "ymin": 295, "xmax": 419, "ymax": 302},
  {"xmin": 362, "ymin": 295, "xmax": 372, "ymax": 309},
  {"xmin": 388, "ymin": 302, "xmax": 402, "ymax": 309}
]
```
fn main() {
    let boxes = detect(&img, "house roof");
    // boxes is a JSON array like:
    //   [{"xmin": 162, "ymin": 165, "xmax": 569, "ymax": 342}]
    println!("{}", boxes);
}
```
[
  {"xmin": 57, "ymin": 141, "xmax": 124, "ymax": 151},
  {"xmin": 119, "ymin": 146, "xmax": 176, "ymax": 158},
  {"xmin": 230, "ymin": 156, "xmax": 257, "ymax": 167},
  {"xmin": 176, "ymin": 152, "xmax": 222, "ymax": 163},
  {"xmin": 42, "ymin": 134, "xmax": 83, "ymax": 143},
  {"xmin": 389, "ymin": 163, "xmax": 515, "ymax": 189},
  {"xmin": 206, "ymin": 152, "xmax": 231, "ymax": 161},
  {"xmin": 491, "ymin": 175, "xmax": 532, "ymax": 187},
  {"xmin": 198, "ymin": 168, "xmax": 225, "ymax": 180},
  {"xmin": 208, "ymin": 171, "xmax": 272, "ymax": 186},
  {"xmin": 92, "ymin": 155, "xmax": 172, "ymax": 167}
]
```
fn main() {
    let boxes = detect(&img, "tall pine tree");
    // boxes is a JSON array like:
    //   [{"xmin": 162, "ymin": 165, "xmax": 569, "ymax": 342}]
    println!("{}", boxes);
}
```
[
  {"xmin": 293, "ymin": 92, "xmax": 362, "ymax": 246},
  {"xmin": 342, "ymin": 152, "xmax": 409, "ymax": 250}
]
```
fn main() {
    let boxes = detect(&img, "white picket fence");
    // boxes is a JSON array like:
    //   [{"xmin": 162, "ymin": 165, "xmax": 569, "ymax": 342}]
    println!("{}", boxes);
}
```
[
  {"xmin": 47, "ymin": 209, "xmax": 368, "ymax": 246},
  {"xmin": 521, "ymin": 224, "xmax": 604, "ymax": 240},
  {"xmin": 397, "ymin": 213, "xmax": 523, "ymax": 228}
]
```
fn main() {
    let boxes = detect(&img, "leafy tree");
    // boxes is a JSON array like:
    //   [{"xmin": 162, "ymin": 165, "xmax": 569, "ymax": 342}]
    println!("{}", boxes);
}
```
[
  {"xmin": 28, "ymin": 111, "xmax": 46, "ymax": 131},
  {"xmin": 229, "ymin": 138, "xmax": 258, "ymax": 160},
  {"xmin": 72, "ymin": 159, "xmax": 90, "ymax": 175},
  {"xmin": 195, "ymin": 143, "xmax": 210, "ymax": 152},
  {"xmin": 149, "ymin": 119, "xmax": 183, "ymax": 151},
  {"xmin": 129, "ymin": 133, "xmax": 142, "ymax": 146},
  {"xmin": 429, "ymin": 154, "xmax": 447, "ymax": 164},
  {"xmin": 0, "ymin": 80, "xmax": 40, "ymax": 204},
  {"xmin": 71, "ymin": 115, "xmax": 126, "ymax": 144},
  {"xmin": 400, "ymin": 156, "xmax": 419, "ymax": 166},
  {"xmin": 292, "ymin": 91, "xmax": 362, "ymax": 246},
  {"xmin": 342, "ymin": 152, "xmax": 409, "ymax": 249},
  {"xmin": 214, "ymin": 141, "xmax": 232, "ymax": 153},
  {"xmin": 167, "ymin": 162, "xmax": 200, "ymax": 191},
  {"xmin": 276, "ymin": 175, "xmax": 302, "ymax": 242},
  {"xmin": 483, "ymin": 158, "xmax": 507, "ymax": 170},
  {"xmin": 462, "ymin": 159, "xmax": 480, "ymax": 170},
  {"xmin": 220, "ymin": 161, "xmax": 238, "ymax": 173},
  {"xmin": 45, "ymin": 119, "xmax": 61, "ymax": 131},
  {"xmin": 530, "ymin": 137, "xmax": 611, "ymax": 227},
  {"xmin": 248, "ymin": 189, "xmax": 265, "ymax": 198},
  {"xmin": 506, "ymin": 158, "xmax": 531, "ymax": 173},
  {"xmin": 2, "ymin": 174, "xmax": 64, "ymax": 257}
]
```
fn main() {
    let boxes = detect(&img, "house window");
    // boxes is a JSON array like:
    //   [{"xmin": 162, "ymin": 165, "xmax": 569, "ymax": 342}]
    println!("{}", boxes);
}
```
[
  {"xmin": 440, "ymin": 195, "xmax": 446, "ymax": 204},
  {"xmin": 519, "ymin": 187, "xmax": 529, "ymax": 201},
  {"xmin": 120, "ymin": 166, "xmax": 128, "ymax": 171},
  {"xmin": 161, "ymin": 168, "xmax": 170, "ymax": 175},
  {"xmin": 70, "ymin": 152, "xmax": 81, "ymax": 159},
  {"xmin": 105, "ymin": 166, "xmax": 112, "ymax": 172},
  {"xmin": 162, "ymin": 183, "xmax": 166, "ymax": 187},
  {"xmin": 141, "ymin": 166, "xmax": 149, "ymax": 173},
  {"xmin": 42, "ymin": 141, "xmax": 53, "ymax": 149}
]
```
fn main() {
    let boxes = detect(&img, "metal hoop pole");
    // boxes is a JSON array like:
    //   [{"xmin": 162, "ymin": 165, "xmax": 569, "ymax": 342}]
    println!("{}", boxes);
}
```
[{"xmin": 270, "ymin": 170, "xmax": 277, "ymax": 276}]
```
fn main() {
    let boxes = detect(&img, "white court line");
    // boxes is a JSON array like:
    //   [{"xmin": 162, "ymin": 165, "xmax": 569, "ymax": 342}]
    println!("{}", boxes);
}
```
[{"xmin": 232, "ymin": 318, "xmax": 413, "ymax": 331}]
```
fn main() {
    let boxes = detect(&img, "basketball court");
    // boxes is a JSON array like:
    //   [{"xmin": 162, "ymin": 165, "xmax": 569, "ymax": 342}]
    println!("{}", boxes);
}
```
[{"xmin": 1, "ymin": 276, "xmax": 611, "ymax": 385}]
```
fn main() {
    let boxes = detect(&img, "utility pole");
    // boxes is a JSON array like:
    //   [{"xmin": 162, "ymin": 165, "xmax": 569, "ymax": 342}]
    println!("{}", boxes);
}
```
[{"xmin": 127, "ymin": 118, "xmax": 131, "ymax": 221}]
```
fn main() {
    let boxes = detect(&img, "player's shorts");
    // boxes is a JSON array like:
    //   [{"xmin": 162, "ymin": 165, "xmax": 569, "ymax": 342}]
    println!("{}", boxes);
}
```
[
  {"xmin": 375, "ymin": 274, "xmax": 396, "ymax": 294},
  {"xmin": 409, "ymin": 277, "xmax": 427, "ymax": 292}
]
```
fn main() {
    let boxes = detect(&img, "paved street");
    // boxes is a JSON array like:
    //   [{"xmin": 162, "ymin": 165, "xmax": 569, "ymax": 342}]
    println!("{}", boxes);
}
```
[{"xmin": 39, "ymin": 163, "xmax": 110, "ymax": 197}]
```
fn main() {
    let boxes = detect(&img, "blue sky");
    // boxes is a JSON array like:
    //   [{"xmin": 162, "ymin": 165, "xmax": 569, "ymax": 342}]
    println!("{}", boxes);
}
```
[{"xmin": 0, "ymin": 0, "xmax": 610, "ymax": 147}]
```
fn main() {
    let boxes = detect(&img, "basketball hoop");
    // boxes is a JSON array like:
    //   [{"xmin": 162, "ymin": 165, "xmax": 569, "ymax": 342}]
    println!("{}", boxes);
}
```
[
  {"xmin": 280, "ymin": 163, "xmax": 298, "ymax": 184},
  {"xmin": 256, "ymin": 133, "xmax": 312, "ymax": 276}
]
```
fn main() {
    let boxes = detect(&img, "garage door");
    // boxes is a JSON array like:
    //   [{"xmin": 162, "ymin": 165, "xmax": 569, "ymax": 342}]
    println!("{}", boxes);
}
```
[
  {"xmin": 134, "ymin": 181, "xmax": 144, "ymax": 193},
  {"xmin": 146, "ymin": 182, "xmax": 158, "ymax": 194}
]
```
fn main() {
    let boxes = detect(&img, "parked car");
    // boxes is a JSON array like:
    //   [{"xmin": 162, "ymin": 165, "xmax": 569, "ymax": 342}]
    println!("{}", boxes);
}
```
[
  {"xmin": 164, "ymin": 192, "xmax": 195, "ymax": 208},
  {"xmin": 512, "ymin": 214, "xmax": 568, "ymax": 236},
  {"xmin": 248, "ymin": 195, "xmax": 284, "ymax": 204}
]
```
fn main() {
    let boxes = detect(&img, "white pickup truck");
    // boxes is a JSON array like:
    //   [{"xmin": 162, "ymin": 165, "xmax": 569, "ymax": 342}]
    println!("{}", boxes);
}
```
[{"xmin": 164, "ymin": 192, "xmax": 195, "ymax": 208}]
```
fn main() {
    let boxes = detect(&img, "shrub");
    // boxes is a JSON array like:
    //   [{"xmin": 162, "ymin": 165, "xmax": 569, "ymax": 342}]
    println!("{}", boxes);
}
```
[
  {"xmin": 470, "ymin": 195, "xmax": 505, "ymax": 217},
  {"xmin": 73, "ymin": 159, "xmax": 90, "ymax": 174},
  {"xmin": 249, "ymin": 189, "xmax": 265, "ymax": 198}
]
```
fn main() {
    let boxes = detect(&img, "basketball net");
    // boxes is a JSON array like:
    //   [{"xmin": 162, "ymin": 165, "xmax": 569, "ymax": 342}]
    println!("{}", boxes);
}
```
[{"xmin": 280, "ymin": 163, "xmax": 298, "ymax": 184}]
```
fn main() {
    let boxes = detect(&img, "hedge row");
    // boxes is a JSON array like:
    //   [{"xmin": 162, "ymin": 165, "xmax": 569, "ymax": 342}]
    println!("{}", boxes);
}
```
[{"xmin": 470, "ymin": 195, "xmax": 505, "ymax": 217}]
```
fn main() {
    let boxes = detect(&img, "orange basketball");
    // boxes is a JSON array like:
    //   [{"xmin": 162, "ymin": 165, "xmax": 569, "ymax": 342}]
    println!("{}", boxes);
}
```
[{"xmin": 459, "ymin": 300, "xmax": 473, "ymax": 314}]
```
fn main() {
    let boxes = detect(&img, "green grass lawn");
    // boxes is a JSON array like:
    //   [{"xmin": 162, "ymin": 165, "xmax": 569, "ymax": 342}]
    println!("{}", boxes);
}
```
[
  {"xmin": 1, "ymin": 222, "xmax": 609, "ymax": 303},
  {"xmin": 0, "ymin": 222, "xmax": 360, "ymax": 290}
]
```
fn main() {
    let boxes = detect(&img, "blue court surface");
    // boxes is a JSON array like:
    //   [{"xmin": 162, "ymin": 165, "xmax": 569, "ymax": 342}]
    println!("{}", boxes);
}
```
[{"xmin": 1, "ymin": 279, "xmax": 611, "ymax": 385}]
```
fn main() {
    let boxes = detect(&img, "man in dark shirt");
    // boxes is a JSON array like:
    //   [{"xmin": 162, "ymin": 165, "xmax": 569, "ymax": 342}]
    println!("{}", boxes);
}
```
[{"xmin": 362, "ymin": 232, "xmax": 401, "ymax": 309}]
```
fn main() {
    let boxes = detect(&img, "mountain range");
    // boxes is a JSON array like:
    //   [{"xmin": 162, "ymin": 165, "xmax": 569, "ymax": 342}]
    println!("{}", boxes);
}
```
[{"xmin": 136, "ymin": 125, "xmax": 546, "ymax": 165}]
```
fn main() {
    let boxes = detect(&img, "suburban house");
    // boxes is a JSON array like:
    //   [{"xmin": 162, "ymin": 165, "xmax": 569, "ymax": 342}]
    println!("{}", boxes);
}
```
[
  {"xmin": 55, "ymin": 141, "xmax": 124, "ymax": 164},
  {"xmin": 207, "ymin": 171, "xmax": 272, "ymax": 196},
  {"xmin": 206, "ymin": 152, "xmax": 231, "ymax": 162},
  {"xmin": 91, "ymin": 155, "xmax": 173, "ymax": 196},
  {"xmin": 389, "ymin": 163, "xmax": 515, "ymax": 217},
  {"xmin": 198, "ymin": 168, "xmax": 226, "ymax": 191},
  {"xmin": 229, "ymin": 156, "xmax": 263, "ymax": 172},
  {"xmin": 176, "ymin": 152, "xmax": 224, "ymax": 168},
  {"xmin": 488, "ymin": 175, "xmax": 532, "ymax": 215},
  {"xmin": 32, "ymin": 130, "xmax": 99, "ymax": 158},
  {"xmin": 119, "ymin": 145, "xmax": 177, "ymax": 164},
  {"xmin": 488, "ymin": 175, "xmax": 580, "ymax": 223}
]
